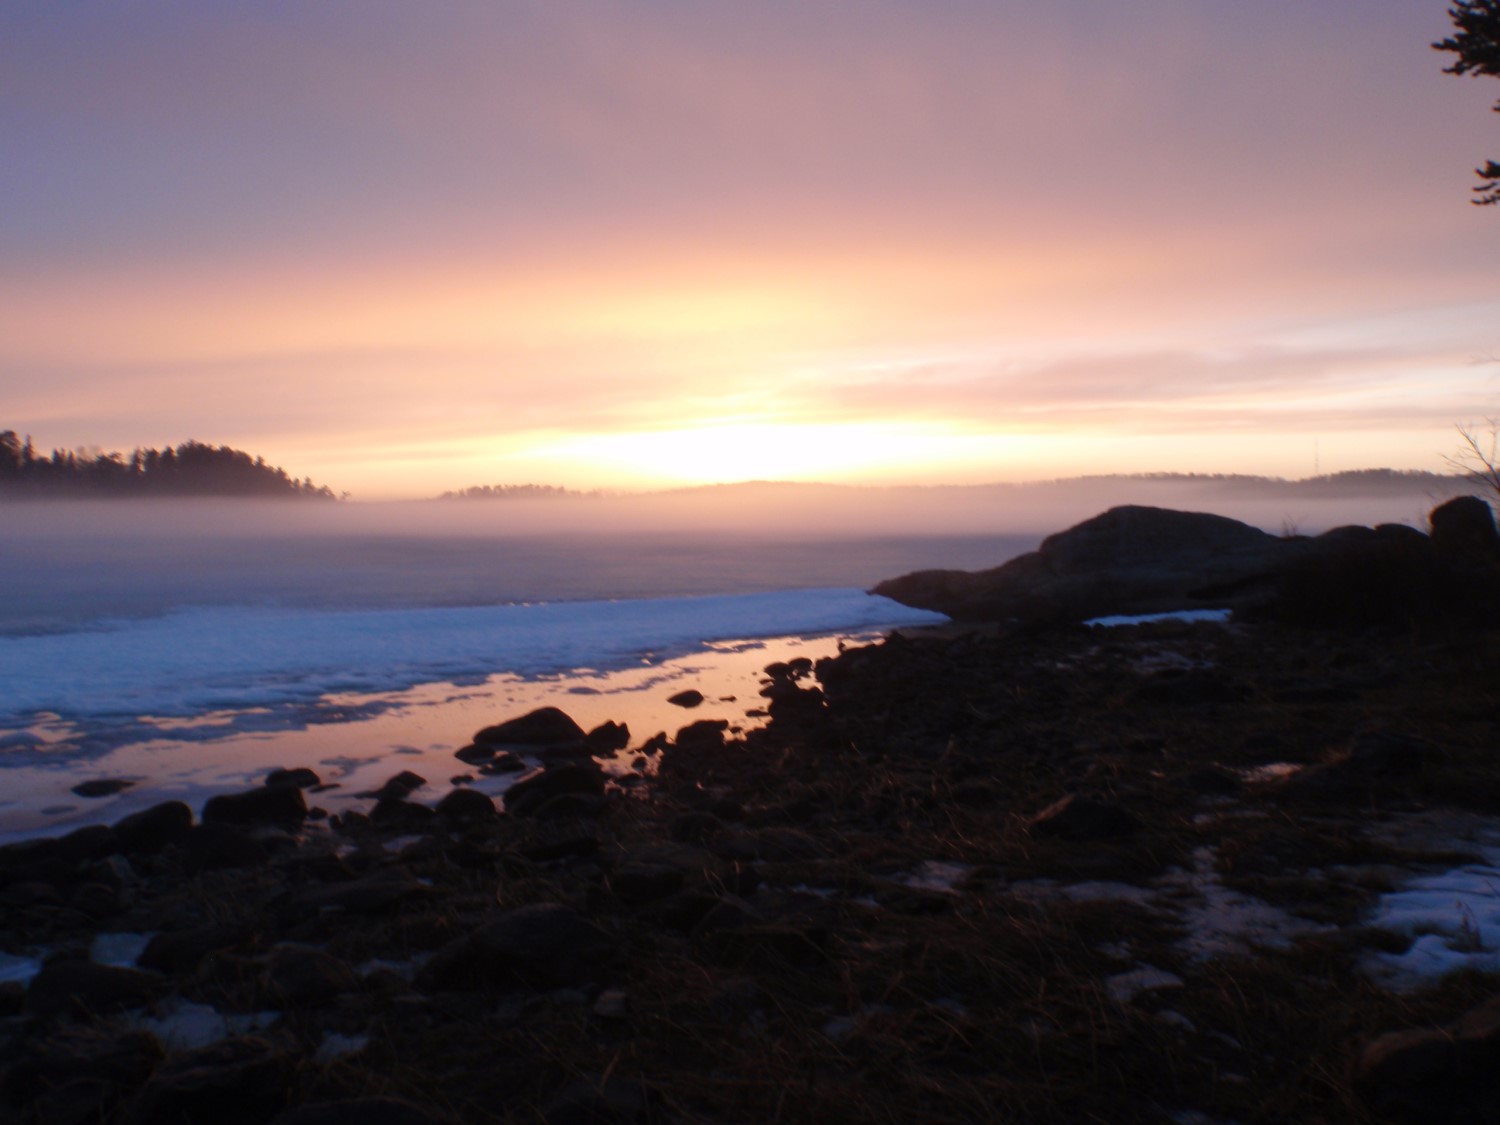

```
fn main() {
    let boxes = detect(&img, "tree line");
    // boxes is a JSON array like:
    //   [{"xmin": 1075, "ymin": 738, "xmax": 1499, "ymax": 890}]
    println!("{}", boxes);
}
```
[
  {"xmin": 0, "ymin": 430, "xmax": 337, "ymax": 499},
  {"xmin": 438, "ymin": 484, "xmax": 602, "ymax": 500}
]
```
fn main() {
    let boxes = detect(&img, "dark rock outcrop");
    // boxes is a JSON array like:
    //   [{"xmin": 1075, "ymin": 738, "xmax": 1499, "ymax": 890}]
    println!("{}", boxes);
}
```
[
  {"xmin": 473, "ymin": 707, "xmax": 587, "ymax": 747},
  {"xmin": 504, "ymin": 764, "xmax": 606, "ymax": 817},
  {"xmin": 418, "ymin": 903, "xmax": 613, "ymax": 990},
  {"xmin": 873, "ymin": 500, "xmax": 1500, "ymax": 627},
  {"xmin": 1429, "ymin": 495, "xmax": 1500, "ymax": 557},
  {"xmin": 873, "ymin": 504, "xmax": 1297, "ymax": 624},
  {"xmin": 1355, "ymin": 995, "xmax": 1500, "ymax": 1122},
  {"xmin": 113, "ymin": 801, "xmax": 193, "ymax": 854},
  {"xmin": 202, "ymin": 784, "xmax": 308, "ymax": 827},
  {"xmin": 25, "ymin": 961, "xmax": 157, "ymax": 1018}
]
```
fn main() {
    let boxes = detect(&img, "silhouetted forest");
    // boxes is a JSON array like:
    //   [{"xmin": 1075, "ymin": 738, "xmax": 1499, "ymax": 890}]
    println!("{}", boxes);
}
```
[{"xmin": 0, "ymin": 431, "xmax": 337, "ymax": 499}]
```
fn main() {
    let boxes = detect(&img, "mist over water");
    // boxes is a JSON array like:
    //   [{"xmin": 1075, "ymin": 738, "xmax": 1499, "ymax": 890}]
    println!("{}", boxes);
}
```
[
  {"xmin": 0, "ymin": 477, "xmax": 1461, "ymax": 633},
  {"xmin": 0, "ymin": 476, "xmax": 1472, "ymax": 839}
]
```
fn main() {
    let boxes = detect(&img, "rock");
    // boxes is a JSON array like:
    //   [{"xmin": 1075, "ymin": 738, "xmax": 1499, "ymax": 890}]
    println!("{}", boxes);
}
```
[
  {"xmin": 477, "ymin": 752, "xmax": 526, "ymax": 775},
  {"xmin": 669, "ymin": 811, "xmax": 724, "ymax": 845},
  {"xmin": 1287, "ymin": 730, "xmax": 1447, "ymax": 804},
  {"xmin": 418, "ymin": 903, "xmax": 613, "ymax": 990},
  {"xmin": 1346, "ymin": 730, "xmax": 1446, "ymax": 773},
  {"xmin": 702, "ymin": 924, "xmax": 830, "ymax": 969},
  {"xmin": 637, "ymin": 889, "xmax": 728, "ymax": 932},
  {"xmin": 1183, "ymin": 766, "xmax": 1242, "ymax": 795},
  {"xmin": 473, "ymin": 707, "xmax": 587, "ymax": 747},
  {"xmin": 503, "ymin": 765, "xmax": 606, "ymax": 817},
  {"xmin": 585, "ymin": 721, "xmax": 630, "ymax": 753},
  {"xmin": 1028, "ymin": 795, "xmax": 1141, "ymax": 841},
  {"xmin": 1, "ymin": 1027, "xmax": 162, "ymax": 1108},
  {"xmin": 766, "ymin": 683, "xmax": 827, "ymax": 724},
  {"xmin": 674, "ymin": 719, "xmax": 729, "ymax": 752},
  {"xmin": 1429, "ymin": 495, "xmax": 1500, "ymax": 557},
  {"xmin": 122, "ymin": 1036, "xmax": 295, "ymax": 1125},
  {"xmin": 1132, "ymin": 668, "xmax": 1245, "ymax": 706},
  {"xmin": 873, "ymin": 504, "xmax": 1312, "ymax": 624},
  {"xmin": 516, "ymin": 822, "xmax": 600, "ymax": 861},
  {"xmin": 71, "ymin": 778, "xmax": 135, "ymax": 798},
  {"xmin": 593, "ymin": 989, "xmax": 630, "ymax": 1021},
  {"xmin": 609, "ymin": 861, "xmax": 685, "ymax": 906},
  {"xmin": 25, "ymin": 961, "xmax": 157, "ymax": 1018},
  {"xmin": 1376, "ymin": 522, "xmax": 1430, "ymax": 544},
  {"xmin": 435, "ymin": 787, "xmax": 496, "ymax": 823},
  {"xmin": 265, "ymin": 945, "xmax": 359, "ymax": 1006},
  {"xmin": 453, "ymin": 743, "xmax": 496, "ymax": 764},
  {"xmin": 370, "ymin": 798, "xmax": 438, "ymax": 829},
  {"xmin": 370, "ymin": 770, "xmax": 427, "ymax": 801},
  {"xmin": 1355, "ymin": 995, "xmax": 1500, "ymax": 1122},
  {"xmin": 265, "ymin": 767, "xmax": 321, "ymax": 789},
  {"xmin": 667, "ymin": 689, "xmax": 705, "ymax": 708},
  {"xmin": 177, "ymin": 824, "xmax": 271, "ymax": 872},
  {"xmin": 53, "ymin": 824, "xmax": 120, "ymax": 863},
  {"xmin": 273, "ymin": 1098, "xmax": 448, "ymax": 1125},
  {"xmin": 293, "ymin": 866, "xmax": 430, "ymax": 913},
  {"xmin": 202, "ymin": 785, "xmax": 308, "ymax": 826},
  {"xmin": 524, "ymin": 793, "xmax": 609, "ymax": 820},
  {"xmin": 138, "ymin": 924, "xmax": 245, "ymax": 974},
  {"xmin": 71, "ymin": 881, "xmax": 125, "ymax": 919},
  {"xmin": 539, "ymin": 1075, "xmax": 660, "ymax": 1125},
  {"xmin": 114, "ymin": 801, "xmax": 194, "ymax": 854},
  {"xmin": 705, "ymin": 827, "xmax": 826, "ymax": 862},
  {"xmin": 690, "ymin": 895, "xmax": 761, "ymax": 935}
]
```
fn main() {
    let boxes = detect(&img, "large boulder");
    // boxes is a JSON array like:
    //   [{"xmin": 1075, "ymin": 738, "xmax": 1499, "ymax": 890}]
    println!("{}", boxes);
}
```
[
  {"xmin": 1429, "ymin": 495, "xmax": 1500, "ymax": 557},
  {"xmin": 472, "ymin": 707, "xmax": 586, "ymax": 747},
  {"xmin": 872, "ymin": 502, "xmax": 1500, "ymax": 628},
  {"xmin": 872, "ymin": 505, "xmax": 1304, "ymax": 624}
]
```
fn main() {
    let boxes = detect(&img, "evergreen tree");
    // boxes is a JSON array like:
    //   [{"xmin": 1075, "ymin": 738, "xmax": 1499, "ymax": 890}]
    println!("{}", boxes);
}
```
[{"xmin": 1436, "ymin": 1, "xmax": 1500, "ymax": 204}]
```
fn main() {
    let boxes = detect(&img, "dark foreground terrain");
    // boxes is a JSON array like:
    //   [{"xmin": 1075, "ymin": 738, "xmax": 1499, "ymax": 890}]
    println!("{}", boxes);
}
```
[{"xmin": 3, "ymin": 604, "xmax": 1500, "ymax": 1123}]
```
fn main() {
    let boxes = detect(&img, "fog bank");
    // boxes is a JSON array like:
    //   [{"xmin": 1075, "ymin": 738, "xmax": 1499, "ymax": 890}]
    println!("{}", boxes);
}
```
[{"xmin": 1, "ymin": 476, "xmax": 1477, "ymax": 633}]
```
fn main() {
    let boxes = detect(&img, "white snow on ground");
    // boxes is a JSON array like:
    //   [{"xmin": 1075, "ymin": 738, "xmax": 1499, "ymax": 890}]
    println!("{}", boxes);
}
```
[
  {"xmin": 125, "ymin": 999, "xmax": 280, "ymax": 1051},
  {"xmin": 1105, "ymin": 965, "xmax": 1184, "ymax": 1005},
  {"xmin": 1012, "ymin": 847, "xmax": 1326, "ymax": 961},
  {"xmin": 1084, "ymin": 609, "xmax": 1232, "ymax": 628},
  {"xmin": 0, "ymin": 590, "xmax": 946, "ymax": 723},
  {"xmin": 1362, "ymin": 846, "xmax": 1500, "ymax": 990},
  {"xmin": 1011, "ymin": 879, "xmax": 1156, "ymax": 906},
  {"xmin": 90, "ymin": 931, "xmax": 154, "ymax": 968},
  {"xmin": 901, "ymin": 860, "xmax": 973, "ymax": 894},
  {"xmin": 1158, "ymin": 847, "xmax": 1329, "ymax": 961},
  {"xmin": 0, "ymin": 952, "xmax": 41, "ymax": 985}
]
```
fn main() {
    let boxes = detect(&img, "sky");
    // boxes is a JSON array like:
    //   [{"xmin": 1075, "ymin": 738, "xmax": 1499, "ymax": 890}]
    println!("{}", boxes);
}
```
[{"xmin": 3, "ymin": 1, "xmax": 1499, "ymax": 499}]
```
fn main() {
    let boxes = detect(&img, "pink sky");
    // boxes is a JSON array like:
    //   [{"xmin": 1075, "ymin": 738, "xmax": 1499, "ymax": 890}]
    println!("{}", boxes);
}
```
[{"xmin": 3, "ymin": 1, "xmax": 1498, "ymax": 498}]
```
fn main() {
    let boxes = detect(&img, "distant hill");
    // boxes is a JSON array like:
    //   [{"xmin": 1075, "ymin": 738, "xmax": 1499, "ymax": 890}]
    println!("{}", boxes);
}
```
[
  {"xmin": 0, "ymin": 430, "xmax": 338, "ymax": 500},
  {"xmin": 437, "ymin": 469, "xmax": 1473, "ymax": 502}
]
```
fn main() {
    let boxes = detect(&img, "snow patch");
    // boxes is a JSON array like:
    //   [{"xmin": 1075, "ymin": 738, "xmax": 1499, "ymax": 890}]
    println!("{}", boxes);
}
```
[
  {"xmin": 1084, "ymin": 609, "xmax": 1232, "ymax": 628},
  {"xmin": 0, "ymin": 590, "xmax": 945, "ymax": 724},
  {"xmin": 91, "ymin": 931, "xmax": 154, "ymax": 968},
  {"xmin": 126, "ymin": 1000, "xmax": 279, "ymax": 1051},
  {"xmin": 1106, "ymin": 965, "xmax": 1184, "ymax": 1005},
  {"xmin": 0, "ymin": 952, "xmax": 42, "ymax": 985},
  {"xmin": 1362, "ymin": 850, "xmax": 1500, "ymax": 990}
]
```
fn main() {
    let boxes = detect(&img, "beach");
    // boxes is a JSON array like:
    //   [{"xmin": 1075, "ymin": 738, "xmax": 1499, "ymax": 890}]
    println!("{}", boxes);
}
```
[
  {"xmin": 4, "ymin": 496, "xmax": 1500, "ymax": 1121},
  {"xmin": 3, "ymin": 607, "xmax": 1500, "ymax": 1122}
]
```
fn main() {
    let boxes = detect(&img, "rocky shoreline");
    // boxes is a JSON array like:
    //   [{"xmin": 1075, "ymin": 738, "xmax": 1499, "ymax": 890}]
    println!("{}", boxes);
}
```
[{"xmin": 4, "ymin": 504, "xmax": 1500, "ymax": 1123}]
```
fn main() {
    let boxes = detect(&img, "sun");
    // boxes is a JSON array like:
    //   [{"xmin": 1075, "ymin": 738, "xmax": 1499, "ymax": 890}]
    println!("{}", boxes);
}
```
[{"xmin": 522, "ymin": 420, "xmax": 1028, "ymax": 487}]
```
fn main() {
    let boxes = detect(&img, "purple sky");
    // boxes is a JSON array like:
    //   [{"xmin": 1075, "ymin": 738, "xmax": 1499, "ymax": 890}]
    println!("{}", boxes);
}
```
[{"xmin": 3, "ymin": 1, "xmax": 1497, "ymax": 497}]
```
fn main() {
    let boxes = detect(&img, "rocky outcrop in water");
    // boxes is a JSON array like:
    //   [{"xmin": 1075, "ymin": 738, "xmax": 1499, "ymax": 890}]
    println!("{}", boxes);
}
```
[{"xmin": 873, "ymin": 498, "xmax": 1500, "ymax": 626}]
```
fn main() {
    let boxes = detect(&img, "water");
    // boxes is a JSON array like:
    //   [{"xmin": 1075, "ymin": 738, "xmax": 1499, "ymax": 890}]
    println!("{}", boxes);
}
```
[{"xmin": 0, "ymin": 510, "xmax": 1015, "ymax": 840}]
